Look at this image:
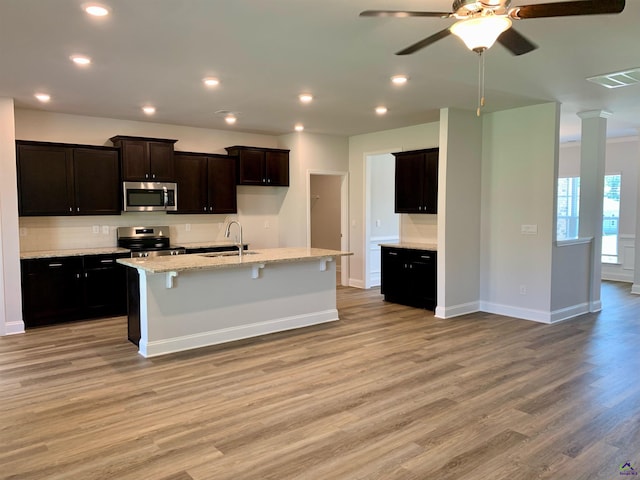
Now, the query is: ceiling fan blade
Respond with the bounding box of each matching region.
[359,10,451,18]
[510,0,625,19]
[396,28,452,55]
[497,28,538,55]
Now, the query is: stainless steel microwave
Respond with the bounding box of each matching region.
[123,181,177,212]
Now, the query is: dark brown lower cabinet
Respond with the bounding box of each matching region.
[21,253,129,327]
[381,247,437,310]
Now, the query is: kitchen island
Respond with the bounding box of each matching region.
[118,248,352,357]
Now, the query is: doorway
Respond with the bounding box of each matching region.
[308,171,348,286]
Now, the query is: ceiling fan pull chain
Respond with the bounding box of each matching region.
[477,50,486,116]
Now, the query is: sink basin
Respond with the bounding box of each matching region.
[198,250,259,258]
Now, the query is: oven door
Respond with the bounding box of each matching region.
[123,182,177,212]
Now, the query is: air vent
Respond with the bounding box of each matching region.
[587,68,640,89]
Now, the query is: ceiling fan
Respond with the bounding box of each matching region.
[360,0,626,56]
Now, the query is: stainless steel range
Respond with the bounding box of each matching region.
[117,226,186,258]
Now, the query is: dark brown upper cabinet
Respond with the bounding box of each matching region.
[172,152,237,214]
[225,146,290,186]
[110,135,177,182]
[16,141,121,216]
[393,148,439,214]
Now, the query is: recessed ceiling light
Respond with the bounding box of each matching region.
[70,55,91,66]
[34,93,51,102]
[142,106,156,115]
[225,114,237,125]
[299,93,313,103]
[83,3,110,16]
[375,106,388,115]
[391,75,408,85]
[294,124,304,132]
[203,77,220,87]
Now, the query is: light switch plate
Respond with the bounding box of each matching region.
[92,225,100,234]
[102,225,110,235]
[521,224,538,235]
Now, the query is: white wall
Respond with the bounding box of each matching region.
[348,122,440,287]
[480,103,560,322]
[0,98,23,334]
[436,108,483,318]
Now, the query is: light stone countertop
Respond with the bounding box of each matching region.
[181,241,248,249]
[379,242,438,251]
[117,247,353,274]
[20,247,131,260]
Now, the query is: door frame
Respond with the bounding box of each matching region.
[307,170,349,287]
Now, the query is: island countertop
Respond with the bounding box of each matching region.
[117,247,352,274]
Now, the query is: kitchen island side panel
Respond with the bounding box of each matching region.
[136,259,338,357]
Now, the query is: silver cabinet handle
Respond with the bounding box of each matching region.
[421,255,431,259]
[388,252,398,256]
[48,263,63,268]
[100,259,114,264]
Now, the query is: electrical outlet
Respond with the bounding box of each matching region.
[102,225,110,235]
[375,219,381,227]
[19,227,27,237]
[264,220,270,229]
[92,225,100,234]
[519,285,527,295]
[185,223,191,232]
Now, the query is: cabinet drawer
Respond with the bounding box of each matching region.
[83,254,128,269]
[21,257,83,274]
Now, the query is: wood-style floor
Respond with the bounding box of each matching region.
[1,282,639,480]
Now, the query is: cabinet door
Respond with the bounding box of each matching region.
[83,255,128,317]
[237,149,265,185]
[408,251,437,310]
[17,143,74,216]
[119,140,149,181]
[265,150,289,186]
[423,150,439,214]
[148,141,175,181]
[394,152,425,214]
[208,156,237,213]
[173,153,208,213]
[73,148,121,215]
[381,247,406,296]
[21,257,84,327]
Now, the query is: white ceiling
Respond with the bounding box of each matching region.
[1,0,638,141]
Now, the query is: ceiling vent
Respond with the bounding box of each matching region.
[587,68,640,89]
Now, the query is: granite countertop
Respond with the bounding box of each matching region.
[379,242,438,251]
[118,247,353,274]
[181,241,248,249]
[20,247,131,260]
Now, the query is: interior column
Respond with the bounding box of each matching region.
[0,98,24,335]
[577,110,610,312]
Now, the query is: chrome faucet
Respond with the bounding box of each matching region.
[224,220,243,257]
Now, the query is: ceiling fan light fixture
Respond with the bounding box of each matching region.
[450,15,512,52]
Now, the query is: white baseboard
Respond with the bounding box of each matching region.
[601,271,633,283]
[3,320,25,335]
[435,301,479,319]
[479,301,552,324]
[140,309,339,358]
[349,278,366,289]
[550,303,590,323]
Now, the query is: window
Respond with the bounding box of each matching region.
[602,174,621,263]
[556,174,621,263]
[557,176,580,241]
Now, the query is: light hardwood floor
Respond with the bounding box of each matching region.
[1,282,639,480]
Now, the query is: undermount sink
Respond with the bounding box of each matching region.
[198,250,259,258]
